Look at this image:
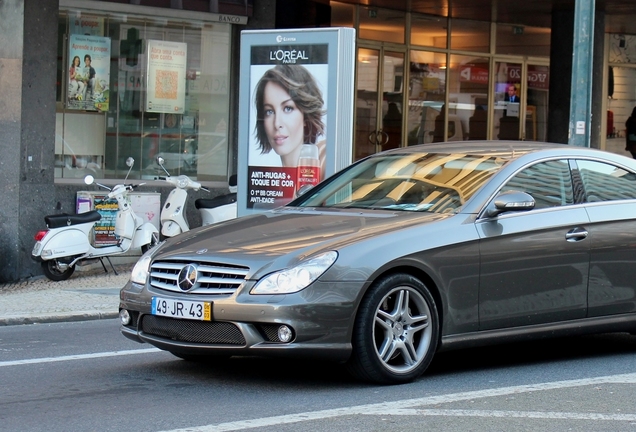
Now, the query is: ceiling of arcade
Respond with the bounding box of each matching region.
[331,0,636,34]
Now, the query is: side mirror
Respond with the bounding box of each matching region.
[157,156,165,166]
[84,175,95,185]
[485,190,535,218]
[126,157,134,168]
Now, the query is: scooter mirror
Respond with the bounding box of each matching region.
[84,175,95,185]
[126,157,135,168]
[157,156,165,166]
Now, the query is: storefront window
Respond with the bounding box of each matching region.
[609,34,636,64]
[492,61,522,140]
[407,50,447,145]
[55,11,231,182]
[496,25,550,57]
[358,6,406,44]
[449,55,490,141]
[607,66,636,140]
[608,36,636,151]
[451,19,490,53]
[331,1,354,28]
[410,14,447,48]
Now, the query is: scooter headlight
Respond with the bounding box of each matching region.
[177,175,189,189]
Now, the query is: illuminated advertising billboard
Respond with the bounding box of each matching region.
[238,28,356,215]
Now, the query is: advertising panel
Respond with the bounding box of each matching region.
[68,34,111,111]
[146,40,187,114]
[238,28,356,216]
[247,45,329,208]
[76,192,160,246]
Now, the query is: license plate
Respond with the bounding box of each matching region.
[151,297,211,321]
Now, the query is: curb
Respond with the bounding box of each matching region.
[0,310,120,326]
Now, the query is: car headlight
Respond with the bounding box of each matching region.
[251,251,338,295]
[130,242,163,285]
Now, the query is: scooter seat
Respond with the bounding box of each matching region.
[195,193,237,210]
[45,211,101,229]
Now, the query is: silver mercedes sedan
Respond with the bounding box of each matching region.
[120,142,636,384]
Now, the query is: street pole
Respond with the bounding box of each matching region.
[569,0,595,147]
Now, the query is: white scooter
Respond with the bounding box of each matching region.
[156,156,208,238]
[32,157,159,281]
[195,173,237,225]
[156,156,237,237]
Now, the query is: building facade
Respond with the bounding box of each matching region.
[2,0,636,282]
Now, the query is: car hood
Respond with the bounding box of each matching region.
[153,207,450,277]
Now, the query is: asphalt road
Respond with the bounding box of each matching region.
[2,319,636,432]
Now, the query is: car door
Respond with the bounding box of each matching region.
[575,159,636,317]
[475,159,590,330]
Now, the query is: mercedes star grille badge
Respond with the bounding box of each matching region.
[177,264,198,291]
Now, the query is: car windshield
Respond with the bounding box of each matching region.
[292,152,508,213]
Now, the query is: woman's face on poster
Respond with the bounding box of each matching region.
[262,81,304,158]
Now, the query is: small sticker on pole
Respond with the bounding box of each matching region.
[576,121,585,135]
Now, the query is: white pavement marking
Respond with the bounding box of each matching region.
[159,372,636,432]
[0,348,161,367]
[375,408,636,421]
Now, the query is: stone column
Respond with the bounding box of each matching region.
[0,0,58,282]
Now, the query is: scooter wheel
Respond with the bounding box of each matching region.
[41,260,75,281]
[141,232,159,254]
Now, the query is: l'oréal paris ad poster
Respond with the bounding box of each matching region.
[247,44,328,209]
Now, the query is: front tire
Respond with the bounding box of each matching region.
[41,260,75,281]
[347,273,439,384]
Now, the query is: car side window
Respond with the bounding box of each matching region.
[502,160,574,209]
[576,160,636,202]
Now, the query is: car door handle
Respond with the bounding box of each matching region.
[565,228,588,242]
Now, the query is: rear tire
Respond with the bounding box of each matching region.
[41,260,75,281]
[347,273,439,384]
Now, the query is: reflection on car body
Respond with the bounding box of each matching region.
[120,141,636,384]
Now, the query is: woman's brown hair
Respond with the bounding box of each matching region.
[253,65,325,153]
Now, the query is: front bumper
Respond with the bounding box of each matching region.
[119,278,362,361]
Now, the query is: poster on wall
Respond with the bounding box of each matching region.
[146,40,187,114]
[238,28,356,215]
[67,34,111,111]
[69,15,104,36]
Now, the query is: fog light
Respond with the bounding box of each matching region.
[277,325,293,343]
[120,309,131,325]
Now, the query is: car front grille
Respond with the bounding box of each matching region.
[141,315,246,345]
[149,259,249,295]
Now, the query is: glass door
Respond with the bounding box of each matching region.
[354,47,405,161]
[491,60,550,141]
[492,60,523,140]
[525,63,549,142]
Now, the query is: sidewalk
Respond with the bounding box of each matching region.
[0,263,133,326]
